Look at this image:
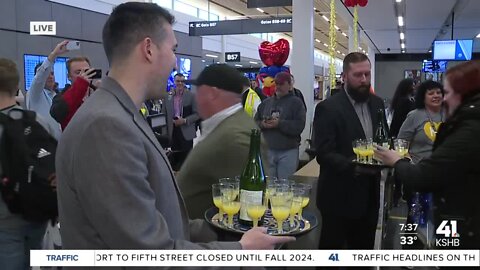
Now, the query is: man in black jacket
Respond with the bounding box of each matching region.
[313,52,385,250]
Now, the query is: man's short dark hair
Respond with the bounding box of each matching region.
[174,73,184,78]
[102,2,175,64]
[415,80,444,109]
[343,52,370,73]
[0,58,20,96]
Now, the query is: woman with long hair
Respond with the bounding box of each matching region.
[375,60,480,249]
[390,78,415,138]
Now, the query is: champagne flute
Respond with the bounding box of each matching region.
[246,193,266,227]
[352,139,361,161]
[297,183,312,221]
[221,184,241,228]
[212,183,226,222]
[219,177,240,201]
[264,176,278,208]
[270,185,292,234]
[365,138,374,164]
[394,139,409,158]
[289,188,304,227]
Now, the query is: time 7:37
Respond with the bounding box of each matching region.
[399,223,418,231]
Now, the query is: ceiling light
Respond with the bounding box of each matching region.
[396,0,402,2]
[400,32,405,40]
[256,8,264,13]
[201,60,205,62]
[476,33,480,38]
[366,53,369,56]
[337,50,341,54]
[401,43,405,49]
[428,49,432,53]
[334,25,340,30]
[342,32,347,37]
[358,47,362,50]
[314,7,317,11]
[235,64,243,67]
[206,54,218,58]
[398,16,404,26]
[249,61,258,64]
[315,39,320,43]
[342,53,345,56]
[322,15,329,22]
[401,50,405,53]
[216,61,220,63]
[323,43,328,47]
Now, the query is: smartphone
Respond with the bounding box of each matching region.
[91,69,102,79]
[66,40,80,51]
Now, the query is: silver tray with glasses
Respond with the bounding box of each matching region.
[204,207,317,236]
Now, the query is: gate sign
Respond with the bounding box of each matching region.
[225,52,241,62]
[189,17,292,36]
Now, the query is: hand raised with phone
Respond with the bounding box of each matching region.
[79,68,97,83]
[48,40,69,62]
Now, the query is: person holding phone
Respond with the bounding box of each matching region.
[50,56,101,130]
[55,2,294,251]
[26,40,69,139]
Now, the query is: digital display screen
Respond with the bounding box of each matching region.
[167,57,191,92]
[422,60,447,73]
[24,54,69,91]
[433,40,473,61]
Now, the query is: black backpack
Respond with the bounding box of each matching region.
[0,108,58,222]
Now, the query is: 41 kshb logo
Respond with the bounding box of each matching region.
[435,220,460,247]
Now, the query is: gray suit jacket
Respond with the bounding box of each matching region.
[169,89,199,141]
[56,77,241,251]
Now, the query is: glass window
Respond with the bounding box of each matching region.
[153,0,172,9]
[198,9,209,20]
[210,13,219,21]
[173,1,198,17]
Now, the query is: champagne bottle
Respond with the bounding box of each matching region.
[374,109,390,148]
[239,129,266,226]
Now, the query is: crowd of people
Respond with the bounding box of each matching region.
[0,2,479,270]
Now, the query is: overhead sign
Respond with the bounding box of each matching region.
[225,52,241,62]
[247,0,292,8]
[189,17,292,36]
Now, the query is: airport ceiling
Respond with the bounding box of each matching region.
[206,0,480,55]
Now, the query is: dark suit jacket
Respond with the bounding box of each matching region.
[313,90,384,219]
[168,89,199,141]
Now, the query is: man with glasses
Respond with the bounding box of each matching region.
[255,72,306,179]
[169,73,199,170]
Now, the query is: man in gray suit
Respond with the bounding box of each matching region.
[56,2,293,251]
[169,73,199,170]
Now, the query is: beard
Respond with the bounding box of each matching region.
[346,83,371,102]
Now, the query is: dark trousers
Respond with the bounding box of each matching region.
[317,212,378,270]
[319,210,378,249]
[171,126,193,171]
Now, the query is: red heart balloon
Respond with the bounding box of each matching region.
[344,0,356,7]
[358,0,368,7]
[258,39,290,67]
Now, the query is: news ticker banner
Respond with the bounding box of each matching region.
[31,250,480,267]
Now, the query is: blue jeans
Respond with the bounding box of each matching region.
[268,148,299,179]
[0,222,47,270]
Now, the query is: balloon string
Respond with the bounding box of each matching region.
[353,5,359,52]
[329,0,337,90]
